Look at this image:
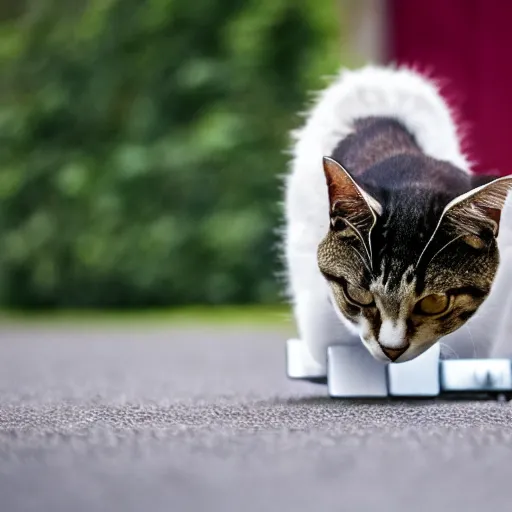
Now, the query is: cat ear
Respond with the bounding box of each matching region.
[437,176,512,238]
[322,156,382,263]
[417,176,512,267]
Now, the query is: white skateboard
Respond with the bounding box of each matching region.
[286,339,512,399]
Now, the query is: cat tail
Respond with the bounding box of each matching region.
[289,65,471,178]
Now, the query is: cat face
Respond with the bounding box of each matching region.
[318,157,512,363]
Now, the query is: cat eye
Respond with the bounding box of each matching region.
[345,282,374,306]
[462,234,486,250]
[415,293,450,316]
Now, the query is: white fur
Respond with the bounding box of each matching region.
[284,65,474,368]
[378,320,407,349]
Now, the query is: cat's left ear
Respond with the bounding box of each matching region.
[438,176,512,238]
[417,176,512,268]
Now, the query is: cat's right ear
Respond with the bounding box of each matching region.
[322,156,382,262]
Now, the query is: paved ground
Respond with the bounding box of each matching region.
[1,323,512,512]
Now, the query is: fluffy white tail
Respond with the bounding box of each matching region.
[291,65,469,176]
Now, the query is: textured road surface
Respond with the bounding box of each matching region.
[1,323,512,512]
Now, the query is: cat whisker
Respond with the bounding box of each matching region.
[439,342,459,360]
[464,323,477,358]
[351,246,371,273]
[419,234,464,270]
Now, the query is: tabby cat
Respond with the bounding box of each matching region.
[284,66,512,365]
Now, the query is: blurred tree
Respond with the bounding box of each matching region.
[0,0,344,308]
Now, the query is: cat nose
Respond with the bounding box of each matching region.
[379,344,409,361]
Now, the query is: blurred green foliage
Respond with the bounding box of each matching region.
[0,0,345,308]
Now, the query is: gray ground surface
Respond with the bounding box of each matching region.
[1,323,512,512]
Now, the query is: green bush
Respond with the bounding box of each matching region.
[0,0,343,308]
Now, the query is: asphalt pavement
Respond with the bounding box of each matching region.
[1,322,512,512]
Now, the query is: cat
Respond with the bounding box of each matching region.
[284,65,512,368]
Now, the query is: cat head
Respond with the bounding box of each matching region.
[317,156,512,363]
